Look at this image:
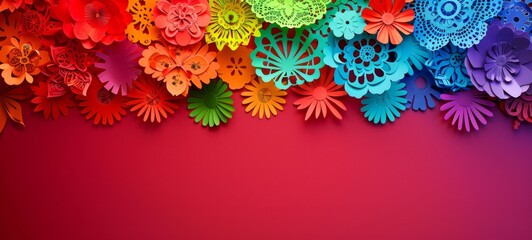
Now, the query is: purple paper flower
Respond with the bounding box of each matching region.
[465,21,532,99]
[440,90,495,132]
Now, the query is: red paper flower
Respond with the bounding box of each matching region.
[77,81,127,125]
[126,75,179,123]
[154,0,210,46]
[362,0,414,45]
[31,81,76,120]
[0,81,31,133]
[54,0,132,49]
[0,0,33,12]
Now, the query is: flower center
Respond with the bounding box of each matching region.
[97,87,114,104]
[223,10,239,23]
[484,42,521,82]
[437,0,461,19]
[205,95,218,109]
[258,88,273,103]
[360,45,376,62]
[382,13,395,25]
[312,87,328,101]
[496,55,507,66]
[449,53,464,67]
[456,93,474,107]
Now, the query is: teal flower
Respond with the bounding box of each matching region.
[330,9,365,40]
[187,80,235,127]
[361,82,407,124]
[310,0,367,37]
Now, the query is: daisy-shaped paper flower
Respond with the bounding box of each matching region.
[440,90,495,132]
[502,91,532,129]
[0,37,49,85]
[330,8,365,40]
[402,68,442,111]
[0,81,30,133]
[499,0,532,33]
[77,81,128,125]
[413,0,502,50]
[31,81,75,120]
[95,40,142,96]
[246,0,330,28]
[126,0,161,46]
[361,81,407,124]
[205,0,262,50]
[241,78,287,119]
[251,25,325,90]
[427,44,471,91]
[154,0,210,46]
[293,67,347,120]
[362,0,414,45]
[0,0,32,13]
[187,79,234,127]
[311,0,366,37]
[216,46,255,90]
[126,75,179,123]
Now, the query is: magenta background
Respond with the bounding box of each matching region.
[1,93,532,240]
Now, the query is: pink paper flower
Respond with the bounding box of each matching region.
[154,0,210,46]
[440,90,495,132]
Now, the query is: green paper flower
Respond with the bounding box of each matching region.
[187,80,235,127]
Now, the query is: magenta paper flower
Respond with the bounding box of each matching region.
[95,40,142,96]
[502,91,532,129]
[440,90,495,132]
[154,0,210,46]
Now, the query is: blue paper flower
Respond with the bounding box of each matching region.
[498,0,532,33]
[311,1,366,37]
[413,0,503,50]
[426,44,471,91]
[330,9,365,40]
[402,68,442,111]
[393,35,431,76]
[361,82,407,124]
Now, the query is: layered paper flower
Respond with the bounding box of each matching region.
[293,67,347,120]
[246,0,330,28]
[330,7,365,40]
[187,79,234,127]
[440,90,495,132]
[465,21,532,99]
[0,37,49,85]
[413,0,502,50]
[502,91,532,129]
[241,79,287,119]
[126,0,161,46]
[402,68,441,111]
[499,0,532,33]
[77,80,128,125]
[251,25,325,90]
[216,46,255,90]
[361,81,407,124]
[0,81,30,133]
[31,81,75,120]
[126,75,179,123]
[362,0,414,45]
[427,44,471,91]
[311,0,366,37]
[154,0,210,46]
[205,0,262,50]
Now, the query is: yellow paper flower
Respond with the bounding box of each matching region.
[206,0,262,50]
[126,0,161,46]
[241,78,286,119]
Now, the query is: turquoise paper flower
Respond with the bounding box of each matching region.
[393,35,431,76]
[330,9,365,40]
[311,0,367,37]
[361,82,407,124]
[426,44,471,91]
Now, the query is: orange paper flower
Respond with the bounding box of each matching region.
[293,68,347,120]
[126,75,179,123]
[126,0,161,46]
[0,81,30,133]
[31,81,76,120]
[362,0,414,45]
[0,37,50,85]
[241,78,286,119]
[0,0,33,12]
[77,81,127,125]
[216,46,255,90]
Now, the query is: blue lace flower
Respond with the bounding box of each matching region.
[413,0,503,50]
[330,9,365,40]
[426,44,471,91]
[361,81,407,124]
[311,1,366,37]
[498,0,532,33]
[402,68,442,111]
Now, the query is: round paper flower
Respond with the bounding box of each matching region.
[31,81,75,120]
[126,75,179,123]
[0,80,30,133]
[499,0,532,33]
[154,0,210,46]
[311,0,366,37]
[427,44,471,91]
[362,0,414,45]
[402,68,442,111]
[251,25,325,90]
[293,67,347,120]
[95,40,142,96]
[361,81,407,124]
[205,0,262,50]
[440,90,495,132]
[330,8,365,40]
[126,0,161,46]
[77,81,128,125]
[188,79,234,127]
[55,0,132,49]
[413,0,502,50]
[241,78,287,119]
[0,37,49,85]
[216,46,255,90]
[465,21,532,99]
[246,0,330,28]
[502,91,532,129]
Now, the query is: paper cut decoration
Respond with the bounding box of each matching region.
[402,68,442,111]
[394,35,431,76]
[361,81,407,124]
[188,79,234,127]
[216,46,255,90]
[241,78,287,119]
[311,0,366,37]
[499,0,532,33]
[0,81,30,133]
[126,75,179,123]
[440,90,495,132]
[502,91,532,129]
[0,0,32,12]
[246,0,330,28]
[426,44,471,91]
[0,12,23,47]
[31,81,75,120]
[77,80,128,125]
[330,6,365,40]
[362,0,414,45]
[126,0,161,46]
[0,37,49,85]
[154,0,210,46]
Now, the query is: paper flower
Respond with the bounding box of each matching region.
[216,46,255,90]
[20,4,63,44]
[426,44,471,91]
[361,81,407,124]
[413,0,502,50]
[293,67,347,120]
[77,81,128,125]
[402,68,442,111]
[0,12,23,47]
[499,0,532,33]
[126,75,179,123]
[0,81,30,133]
[31,81,75,120]
[95,40,142,96]
[246,0,330,28]
[126,0,161,46]
[311,0,366,37]
[393,35,431,76]
[0,0,32,12]
[440,90,495,132]
[55,0,132,49]
[362,0,414,45]
[0,37,49,85]
[205,0,262,50]
[251,25,325,90]
[465,21,532,99]
[187,79,234,127]
[154,0,210,46]
[502,91,532,129]
[139,42,219,96]
[330,8,365,40]
[241,79,287,119]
